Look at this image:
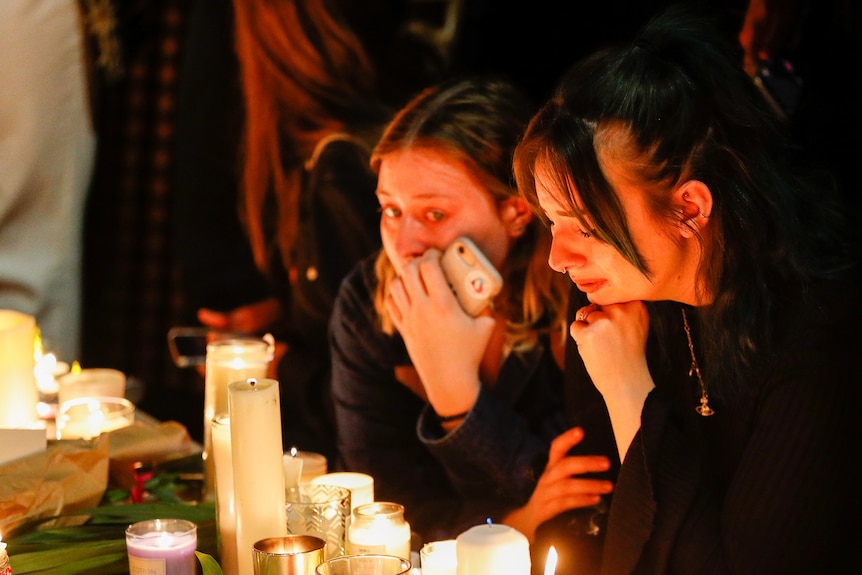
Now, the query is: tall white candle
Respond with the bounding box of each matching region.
[229,378,287,575]
[202,337,272,499]
[0,310,39,428]
[455,522,530,575]
[211,413,238,575]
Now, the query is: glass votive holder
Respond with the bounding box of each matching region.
[57,367,126,406]
[420,539,457,575]
[314,554,412,575]
[311,472,374,511]
[56,396,135,440]
[286,484,351,560]
[125,518,197,575]
[253,535,326,575]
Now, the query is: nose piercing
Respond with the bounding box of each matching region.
[561,267,568,275]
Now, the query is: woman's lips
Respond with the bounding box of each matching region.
[574,279,606,293]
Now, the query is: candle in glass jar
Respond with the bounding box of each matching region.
[202,336,273,499]
[455,522,530,575]
[229,378,287,575]
[125,518,197,575]
[347,502,411,560]
[55,396,135,439]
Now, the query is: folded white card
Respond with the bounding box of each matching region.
[0,428,47,465]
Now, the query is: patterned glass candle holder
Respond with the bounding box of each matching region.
[286,484,351,560]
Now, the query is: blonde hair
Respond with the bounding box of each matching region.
[370,77,569,352]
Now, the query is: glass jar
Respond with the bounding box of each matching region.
[347,502,411,560]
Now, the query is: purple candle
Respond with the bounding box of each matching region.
[126,518,197,575]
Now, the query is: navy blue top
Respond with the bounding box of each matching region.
[329,254,568,543]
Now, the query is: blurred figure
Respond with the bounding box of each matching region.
[330,77,614,547]
[175,0,400,460]
[0,0,105,361]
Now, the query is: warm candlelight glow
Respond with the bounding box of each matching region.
[70,360,81,374]
[544,546,558,575]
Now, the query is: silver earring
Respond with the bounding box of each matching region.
[561,267,568,274]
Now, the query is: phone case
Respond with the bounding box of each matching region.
[440,237,503,317]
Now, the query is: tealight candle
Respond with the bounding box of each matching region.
[126,518,197,575]
[347,502,411,560]
[56,367,126,406]
[229,378,287,575]
[455,522,530,575]
[55,396,135,439]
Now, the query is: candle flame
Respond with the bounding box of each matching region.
[71,360,82,374]
[290,446,298,457]
[544,546,558,575]
[486,517,492,526]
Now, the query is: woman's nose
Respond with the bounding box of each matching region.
[393,219,430,260]
[548,240,587,273]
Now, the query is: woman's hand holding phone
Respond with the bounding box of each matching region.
[386,247,495,416]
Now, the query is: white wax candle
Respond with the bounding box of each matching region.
[126,519,197,575]
[211,413,238,575]
[229,378,287,575]
[56,367,125,405]
[455,522,530,575]
[544,545,558,575]
[311,472,373,511]
[282,447,303,491]
[421,539,458,575]
[0,310,39,428]
[295,450,327,484]
[202,338,272,499]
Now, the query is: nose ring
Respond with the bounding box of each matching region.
[560,266,568,275]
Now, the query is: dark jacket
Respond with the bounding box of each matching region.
[553,272,862,575]
[329,255,567,544]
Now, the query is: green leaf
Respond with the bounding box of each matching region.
[197,550,226,575]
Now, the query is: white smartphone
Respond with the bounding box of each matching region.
[440,237,503,317]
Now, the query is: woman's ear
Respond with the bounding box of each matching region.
[499,197,533,238]
[675,180,713,238]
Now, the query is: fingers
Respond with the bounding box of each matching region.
[575,303,602,324]
[547,427,585,467]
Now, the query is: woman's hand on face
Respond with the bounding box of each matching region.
[386,248,494,414]
[569,300,652,401]
[503,427,614,542]
[570,300,654,460]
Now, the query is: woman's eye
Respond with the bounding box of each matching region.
[380,206,401,218]
[579,229,592,239]
[426,210,445,222]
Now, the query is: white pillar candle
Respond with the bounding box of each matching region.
[202,336,273,499]
[229,377,287,575]
[295,450,328,484]
[311,472,374,511]
[455,522,530,575]
[0,310,39,428]
[346,502,411,560]
[211,412,238,575]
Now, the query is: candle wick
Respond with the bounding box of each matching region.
[248,378,257,388]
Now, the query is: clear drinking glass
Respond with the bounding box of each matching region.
[286,484,352,560]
